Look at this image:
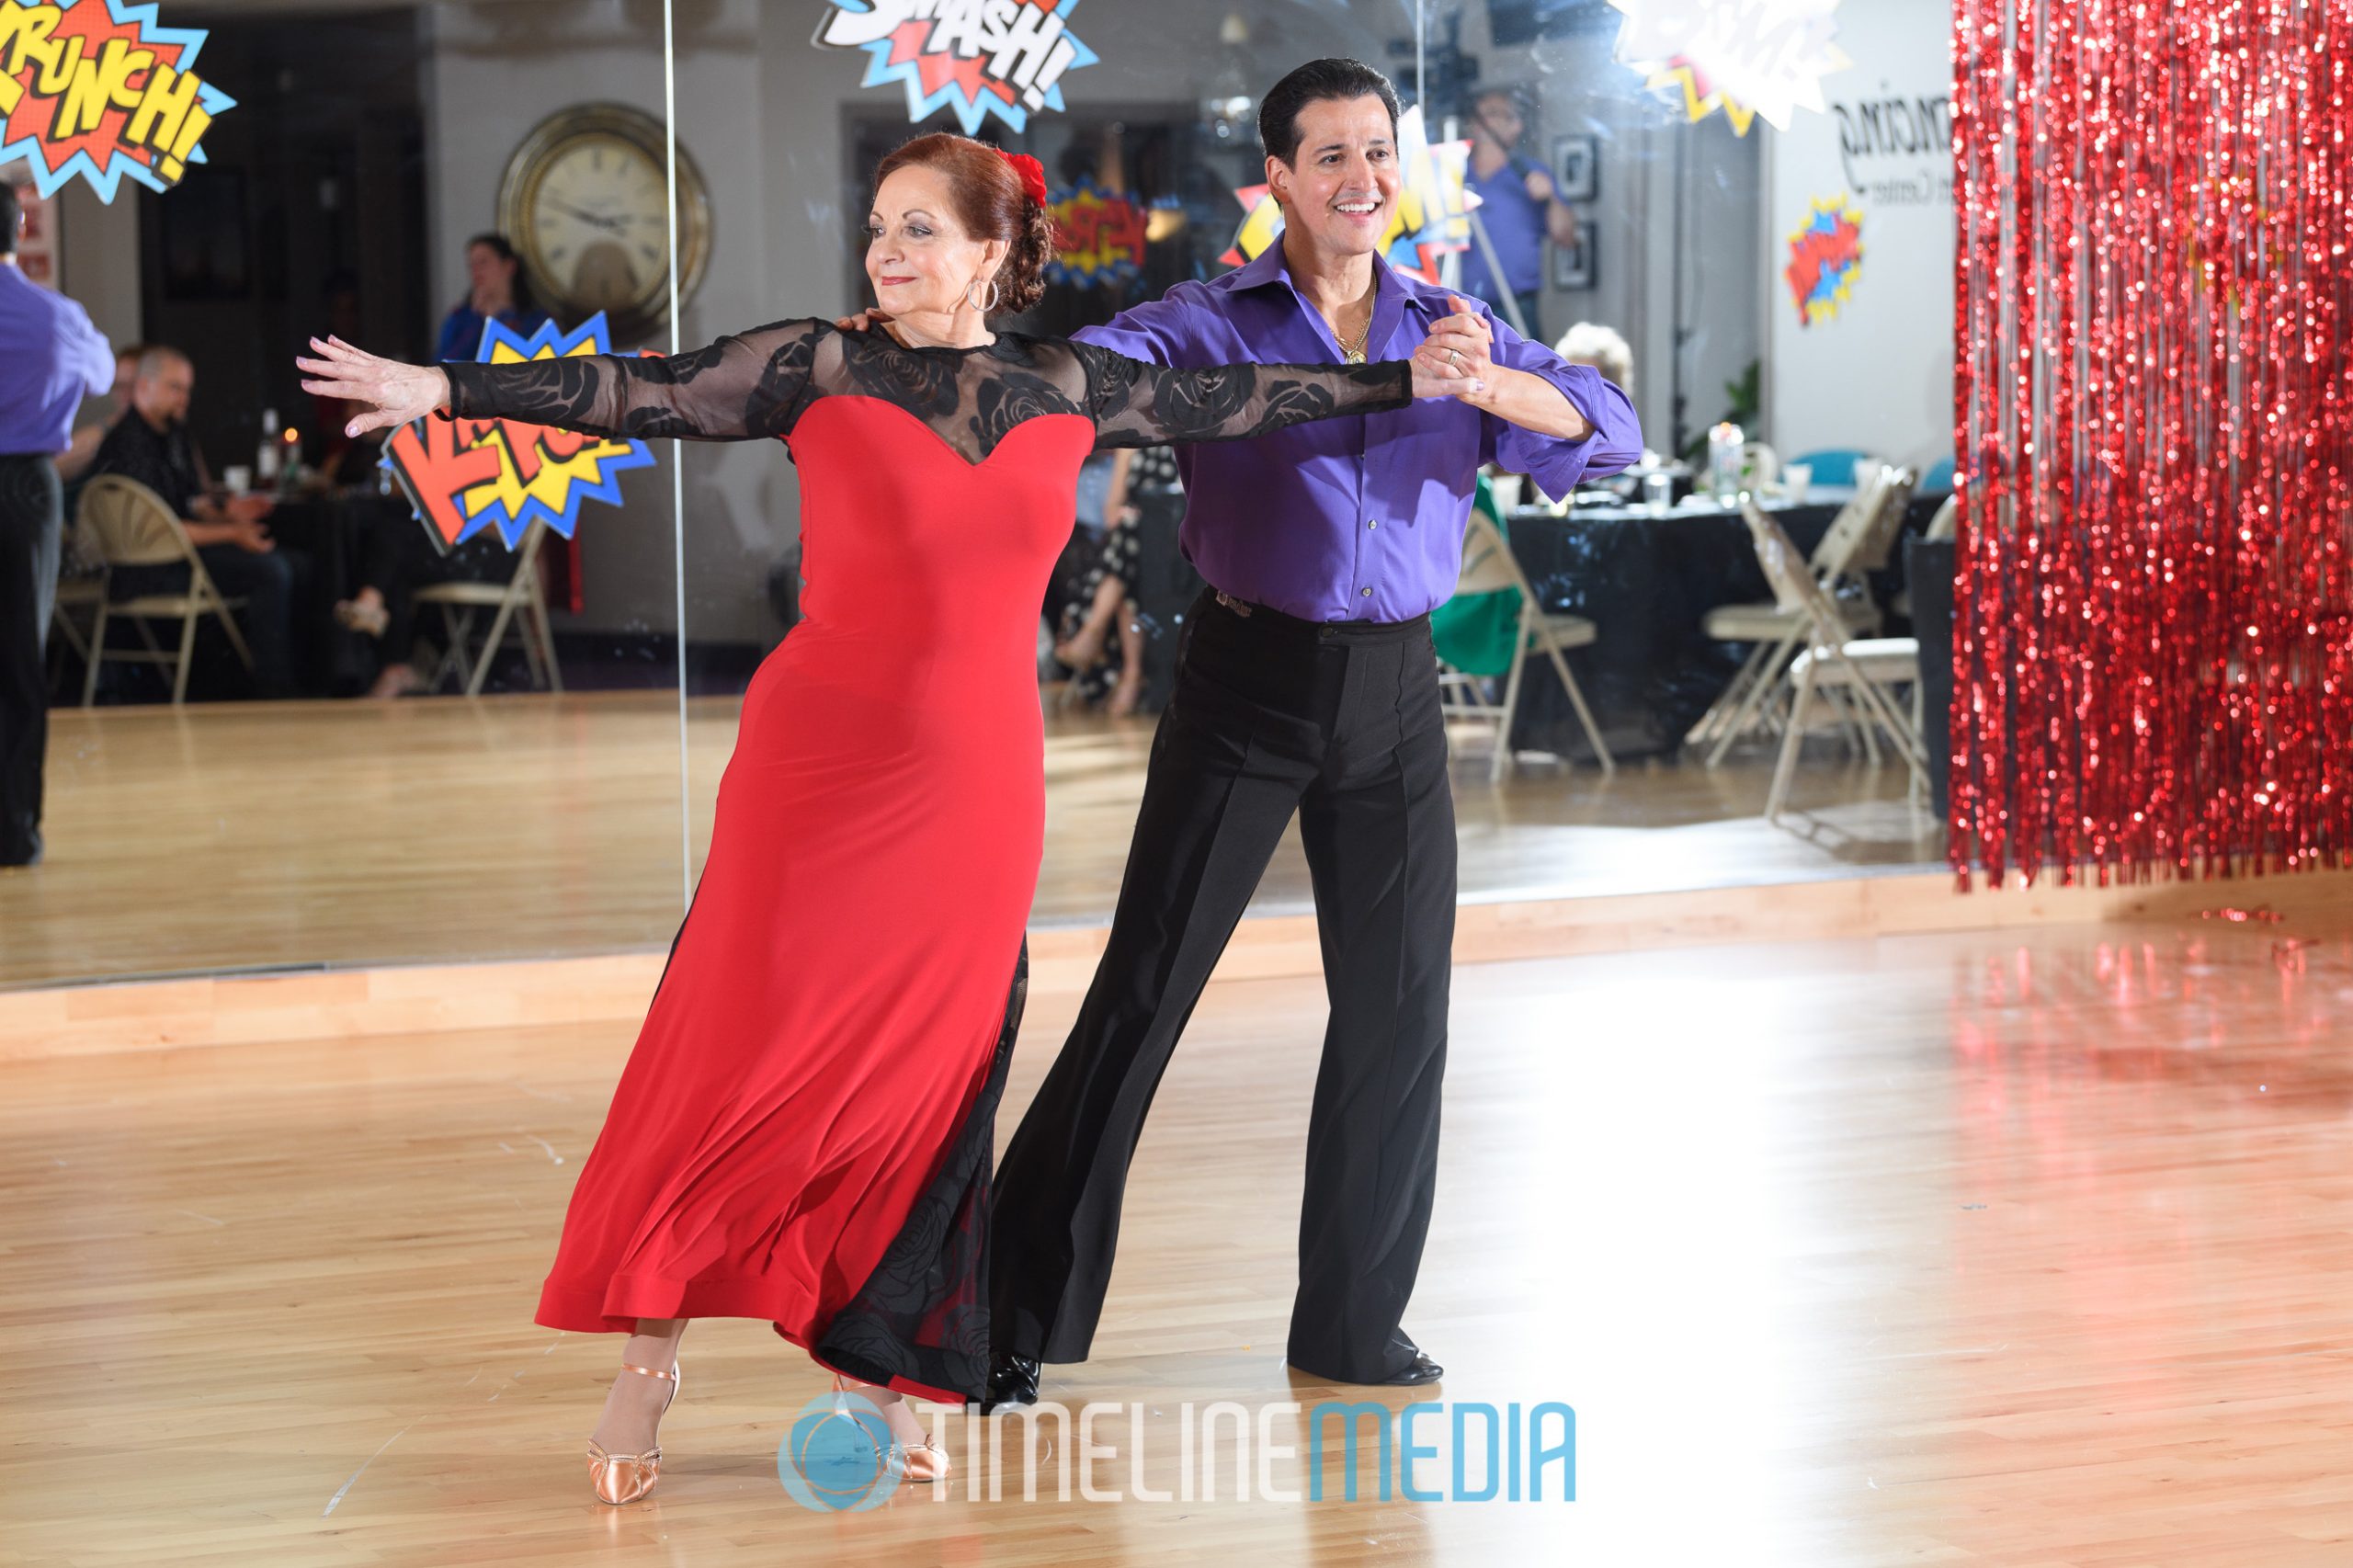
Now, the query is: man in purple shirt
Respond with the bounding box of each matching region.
[0,185,114,867]
[983,60,1641,1404]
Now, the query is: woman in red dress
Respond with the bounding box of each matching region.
[299,132,1475,1505]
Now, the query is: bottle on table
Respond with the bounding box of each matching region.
[257,407,281,486]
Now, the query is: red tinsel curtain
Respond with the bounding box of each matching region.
[1949,0,2353,888]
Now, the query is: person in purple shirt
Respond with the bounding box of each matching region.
[1457,88,1585,340]
[978,59,1642,1405]
[0,184,114,867]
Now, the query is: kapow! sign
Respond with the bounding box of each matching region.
[381,312,656,553]
[0,0,233,201]
[815,0,1097,137]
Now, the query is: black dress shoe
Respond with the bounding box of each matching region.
[1384,1348,1444,1385]
[975,1352,1040,1413]
[1286,1346,1445,1386]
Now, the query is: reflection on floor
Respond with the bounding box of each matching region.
[3,691,1939,989]
[1026,708,1944,921]
[6,916,2346,1562]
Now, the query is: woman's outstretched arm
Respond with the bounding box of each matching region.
[1070,336,1478,450]
[297,319,828,443]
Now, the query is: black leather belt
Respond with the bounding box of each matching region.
[1206,587,1430,642]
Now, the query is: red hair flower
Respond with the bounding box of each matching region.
[997,149,1049,208]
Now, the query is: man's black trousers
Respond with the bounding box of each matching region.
[992,587,1457,1382]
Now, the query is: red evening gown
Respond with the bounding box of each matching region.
[434,319,1411,1402]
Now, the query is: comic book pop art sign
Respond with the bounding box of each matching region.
[1785,195,1862,325]
[380,312,656,553]
[814,0,1097,137]
[1048,178,1151,288]
[0,0,233,200]
[1608,0,1848,138]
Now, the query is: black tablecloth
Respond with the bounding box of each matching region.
[1905,536,1957,822]
[1501,493,1949,763]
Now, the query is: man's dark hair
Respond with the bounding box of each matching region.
[0,185,18,258]
[1258,58,1402,165]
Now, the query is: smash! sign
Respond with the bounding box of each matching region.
[0,0,233,200]
[815,0,1096,137]
[381,312,657,553]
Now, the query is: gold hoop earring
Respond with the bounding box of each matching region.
[965,277,1002,314]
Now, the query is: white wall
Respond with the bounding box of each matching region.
[1759,0,1954,474]
[53,183,142,353]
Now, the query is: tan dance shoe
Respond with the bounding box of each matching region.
[892,1434,951,1484]
[831,1372,951,1485]
[585,1358,682,1506]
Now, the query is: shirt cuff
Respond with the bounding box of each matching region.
[1380,358,1415,409]
[1496,362,1631,494]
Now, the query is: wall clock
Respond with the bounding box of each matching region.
[495,102,711,346]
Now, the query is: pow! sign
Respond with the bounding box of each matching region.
[0,0,234,201]
[381,312,657,554]
[1785,196,1863,326]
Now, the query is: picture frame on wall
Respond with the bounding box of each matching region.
[1552,133,1599,203]
[1552,220,1598,291]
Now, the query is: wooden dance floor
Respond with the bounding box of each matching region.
[6,915,2351,1562]
[2,690,1938,989]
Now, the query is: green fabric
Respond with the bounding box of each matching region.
[1429,473,1525,677]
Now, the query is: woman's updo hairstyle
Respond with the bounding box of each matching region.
[873,132,1055,317]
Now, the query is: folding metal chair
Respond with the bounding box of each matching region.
[1435,508,1615,779]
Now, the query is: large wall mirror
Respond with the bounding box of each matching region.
[669,0,1954,932]
[6,0,1955,994]
[6,1,701,990]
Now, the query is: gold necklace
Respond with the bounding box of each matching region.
[1333,282,1378,362]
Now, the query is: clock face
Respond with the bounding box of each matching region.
[499,105,710,345]
[529,134,670,315]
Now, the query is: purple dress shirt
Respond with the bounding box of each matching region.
[1072,244,1642,623]
[0,262,113,458]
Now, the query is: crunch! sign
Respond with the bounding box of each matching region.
[0,0,233,201]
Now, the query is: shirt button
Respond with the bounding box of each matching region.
[1361,587,1373,597]
[1367,519,1379,529]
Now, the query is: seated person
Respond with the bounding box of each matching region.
[436,233,550,363]
[1553,321,1633,397]
[89,347,312,699]
[1053,445,1161,717]
[54,341,142,485]
[333,517,512,699]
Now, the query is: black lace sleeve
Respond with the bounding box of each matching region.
[438,318,826,441]
[1069,341,1413,451]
